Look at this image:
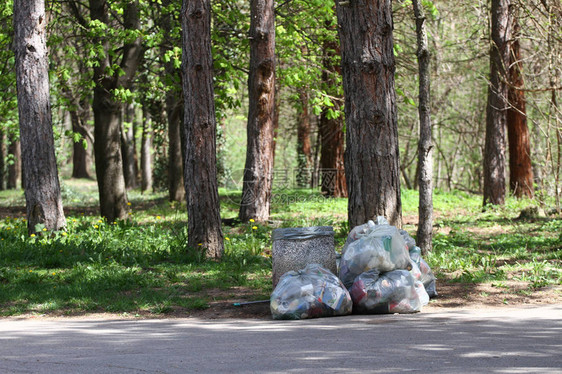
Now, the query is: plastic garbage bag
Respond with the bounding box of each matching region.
[409,247,438,298]
[342,220,376,255]
[342,217,391,255]
[399,229,416,251]
[349,269,423,314]
[339,222,411,289]
[409,260,430,306]
[270,263,353,320]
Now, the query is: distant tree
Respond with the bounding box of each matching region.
[412,0,434,254]
[507,9,533,199]
[181,0,224,257]
[296,89,313,188]
[483,0,511,207]
[319,22,347,198]
[0,129,5,190]
[140,105,153,193]
[239,0,276,223]
[14,0,66,233]
[71,0,145,221]
[0,1,17,191]
[70,97,93,179]
[336,0,402,228]
[7,136,20,189]
[122,102,139,190]
[159,0,185,203]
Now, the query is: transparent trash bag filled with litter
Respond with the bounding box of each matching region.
[409,260,430,306]
[399,230,417,251]
[349,269,425,314]
[342,217,389,254]
[339,219,411,289]
[270,263,353,320]
[409,246,438,298]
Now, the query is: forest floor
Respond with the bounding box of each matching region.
[1,181,561,320]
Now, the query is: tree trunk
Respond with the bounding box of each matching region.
[14,0,66,234]
[412,0,434,254]
[181,0,224,258]
[483,0,511,207]
[296,89,312,188]
[336,0,402,228]
[7,136,20,189]
[93,95,129,220]
[319,110,347,198]
[0,128,5,190]
[239,0,276,223]
[167,91,185,202]
[141,106,153,193]
[506,14,533,199]
[70,103,92,179]
[319,33,347,198]
[159,0,185,203]
[121,102,139,190]
[89,0,143,221]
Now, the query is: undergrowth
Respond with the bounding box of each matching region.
[0,181,560,316]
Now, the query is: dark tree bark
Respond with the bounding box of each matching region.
[7,136,20,189]
[167,92,185,202]
[336,0,402,228]
[483,0,511,207]
[89,0,144,221]
[0,128,5,190]
[296,89,312,188]
[412,0,434,254]
[181,0,224,258]
[160,0,185,203]
[319,34,347,198]
[239,0,276,223]
[507,13,533,199]
[121,102,139,190]
[14,0,66,233]
[140,106,153,193]
[70,100,93,179]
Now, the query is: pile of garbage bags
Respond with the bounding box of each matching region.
[270,263,353,320]
[339,218,412,288]
[270,217,437,320]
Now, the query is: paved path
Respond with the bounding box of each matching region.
[1,305,561,373]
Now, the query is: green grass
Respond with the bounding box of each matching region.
[0,182,561,317]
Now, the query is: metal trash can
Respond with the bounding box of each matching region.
[272,226,336,287]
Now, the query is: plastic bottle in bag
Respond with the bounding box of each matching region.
[339,221,411,289]
[409,246,438,298]
[270,263,353,320]
[350,270,423,314]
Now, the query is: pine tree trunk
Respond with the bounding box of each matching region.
[507,15,533,199]
[181,0,224,258]
[412,0,434,254]
[483,0,511,207]
[296,89,312,188]
[336,0,402,228]
[14,0,66,234]
[320,35,347,198]
[7,137,21,189]
[121,102,139,190]
[239,0,276,223]
[141,106,153,193]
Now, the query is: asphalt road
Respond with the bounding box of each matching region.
[1,304,561,373]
